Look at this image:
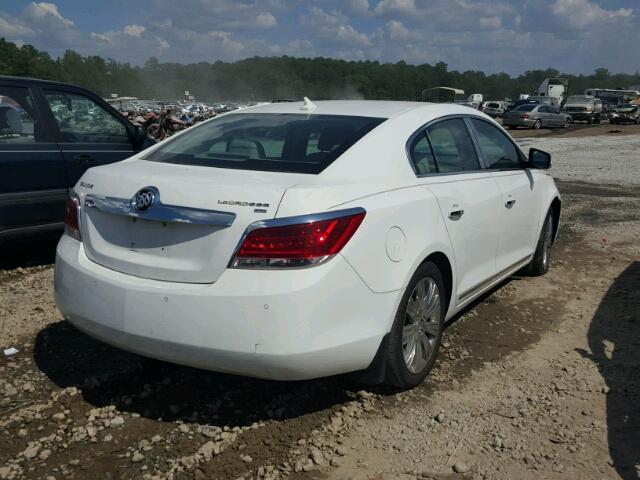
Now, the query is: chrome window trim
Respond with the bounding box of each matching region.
[405,114,484,177]
[84,187,236,227]
[457,254,532,304]
[405,113,527,178]
[465,116,528,169]
[228,206,366,269]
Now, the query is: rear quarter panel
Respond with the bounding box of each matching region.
[337,185,455,300]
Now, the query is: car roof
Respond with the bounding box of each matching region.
[231,100,449,119]
[0,75,83,89]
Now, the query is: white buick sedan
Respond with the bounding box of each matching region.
[55,100,560,388]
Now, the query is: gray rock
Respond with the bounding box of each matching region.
[132,452,145,463]
[310,449,325,465]
[51,412,66,422]
[111,416,125,427]
[39,449,52,461]
[453,462,469,473]
[23,444,41,460]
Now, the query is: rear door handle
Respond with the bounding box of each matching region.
[448,209,464,220]
[74,154,94,164]
[505,199,516,208]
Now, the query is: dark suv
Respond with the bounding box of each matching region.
[0,76,149,239]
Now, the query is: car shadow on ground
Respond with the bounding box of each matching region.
[0,230,61,270]
[30,270,530,431]
[577,261,640,480]
[33,320,356,428]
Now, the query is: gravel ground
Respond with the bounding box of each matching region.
[517,134,640,186]
[0,131,639,480]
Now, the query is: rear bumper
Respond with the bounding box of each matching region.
[54,236,400,380]
[502,118,535,127]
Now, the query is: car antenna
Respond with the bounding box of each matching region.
[301,96,317,111]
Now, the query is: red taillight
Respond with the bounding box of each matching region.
[232,210,365,268]
[520,113,530,119]
[64,193,81,241]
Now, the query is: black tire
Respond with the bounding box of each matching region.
[533,119,541,130]
[384,262,445,389]
[563,118,571,128]
[525,211,554,276]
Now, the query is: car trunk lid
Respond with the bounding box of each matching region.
[79,160,307,283]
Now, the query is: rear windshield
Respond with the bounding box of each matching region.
[514,105,536,112]
[487,103,499,108]
[143,113,385,174]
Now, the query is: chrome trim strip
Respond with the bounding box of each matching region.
[228,207,366,269]
[457,254,532,304]
[405,113,528,178]
[84,188,236,227]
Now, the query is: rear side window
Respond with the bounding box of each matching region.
[0,86,41,144]
[43,90,130,144]
[409,133,437,175]
[470,119,522,169]
[144,113,385,174]
[426,119,480,173]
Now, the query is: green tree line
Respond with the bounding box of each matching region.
[2,38,639,103]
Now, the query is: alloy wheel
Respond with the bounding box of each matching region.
[402,277,441,374]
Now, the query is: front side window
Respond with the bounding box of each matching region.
[43,90,130,143]
[0,87,41,144]
[470,119,522,169]
[426,118,480,173]
[144,113,385,174]
[409,133,437,175]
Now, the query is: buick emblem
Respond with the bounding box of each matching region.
[132,188,156,212]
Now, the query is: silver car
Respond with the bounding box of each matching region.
[483,101,507,118]
[503,104,572,129]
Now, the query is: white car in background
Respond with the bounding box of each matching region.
[55,100,561,389]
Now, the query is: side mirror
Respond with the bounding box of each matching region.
[528,148,551,169]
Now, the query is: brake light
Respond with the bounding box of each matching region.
[231,210,366,268]
[64,192,81,241]
[520,113,530,119]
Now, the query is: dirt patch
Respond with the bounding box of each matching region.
[1,180,639,480]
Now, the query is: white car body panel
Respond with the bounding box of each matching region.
[423,172,502,302]
[492,170,541,272]
[55,100,561,381]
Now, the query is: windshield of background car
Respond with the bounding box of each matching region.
[514,105,536,112]
[143,113,386,174]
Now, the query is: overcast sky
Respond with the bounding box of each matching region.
[1,0,639,75]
